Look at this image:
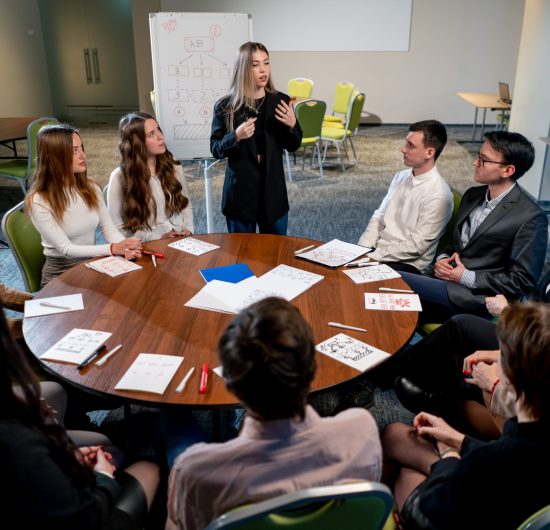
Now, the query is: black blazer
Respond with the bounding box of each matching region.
[210,91,302,225]
[440,184,548,312]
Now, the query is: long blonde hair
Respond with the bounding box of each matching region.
[25,124,99,220]
[117,112,188,233]
[223,42,275,131]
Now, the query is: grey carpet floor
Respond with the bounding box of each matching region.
[0,124,545,436]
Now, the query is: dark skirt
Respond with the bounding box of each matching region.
[40,255,86,288]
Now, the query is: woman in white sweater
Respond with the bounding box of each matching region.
[108,112,193,242]
[25,124,142,287]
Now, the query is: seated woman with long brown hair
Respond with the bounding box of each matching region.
[107,112,193,241]
[0,296,159,529]
[25,124,142,287]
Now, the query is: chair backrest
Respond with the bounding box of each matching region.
[332,81,355,115]
[26,117,59,178]
[435,190,462,255]
[295,99,327,139]
[345,92,366,135]
[1,201,45,293]
[102,184,109,205]
[517,504,550,530]
[288,78,314,100]
[205,481,394,530]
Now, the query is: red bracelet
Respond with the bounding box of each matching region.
[490,378,500,395]
[109,243,114,256]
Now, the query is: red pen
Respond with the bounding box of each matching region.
[199,363,209,394]
[142,250,165,258]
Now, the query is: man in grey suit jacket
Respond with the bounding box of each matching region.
[401,131,548,319]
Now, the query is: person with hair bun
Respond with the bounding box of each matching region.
[108,112,193,241]
[26,124,142,287]
[167,297,381,530]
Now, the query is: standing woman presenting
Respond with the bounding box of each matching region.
[108,112,194,241]
[210,41,302,234]
[25,125,142,287]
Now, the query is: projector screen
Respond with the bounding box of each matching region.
[161,0,412,52]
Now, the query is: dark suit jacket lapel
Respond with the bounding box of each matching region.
[465,184,521,248]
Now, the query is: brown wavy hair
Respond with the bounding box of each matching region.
[0,296,93,487]
[25,124,99,220]
[222,42,275,132]
[117,112,188,233]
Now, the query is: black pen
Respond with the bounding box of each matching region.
[77,344,107,371]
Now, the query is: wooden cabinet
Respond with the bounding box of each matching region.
[39,0,138,123]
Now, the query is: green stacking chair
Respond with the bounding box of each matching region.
[323,81,355,127]
[321,92,365,172]
[288,78,314,100]
[517,504,550,530]
[0,117,58,194]
[285,99,327,181]
[420,190,462,335]
[205,481,395,530]
[1,201,45,293]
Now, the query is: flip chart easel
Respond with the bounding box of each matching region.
[149,13,253,232]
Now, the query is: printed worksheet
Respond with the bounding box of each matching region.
[343,264,401,284]
[85,256,142,277]
[315,333,390,372]
[40,328,112,364]
[364,293,422,311]
[262,264,324,288]
[296,239,368,268]
[168,237,219,255]
[115,353,183,394]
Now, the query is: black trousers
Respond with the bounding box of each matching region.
[372,314,498,395]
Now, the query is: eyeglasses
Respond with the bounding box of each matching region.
[476,153,509,167]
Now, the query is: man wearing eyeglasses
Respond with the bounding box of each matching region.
[400,130,548,320]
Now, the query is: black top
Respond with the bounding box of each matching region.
[210,91,302,225]
[417,417,550,529]
[1,420,137,530]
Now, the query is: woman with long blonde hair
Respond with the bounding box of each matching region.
[25,124,141,287]
[210,41,302,234]
[108,112,193,241]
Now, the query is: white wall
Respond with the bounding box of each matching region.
[509,0,550,199]
[0,0,52,116]
[158,0,524,124]
[0,0,526,125]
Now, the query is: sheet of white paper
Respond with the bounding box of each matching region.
[343,264,401,284]
[114,353,183,394]
[85,256,142,277]
[25,294,84,317]
[364,292,422,311]
[261,264,324,289]
[213,366,224,379]
[40,328,112,364]
[168,237,220,255]
[184,279,238,313]
[297,239,368,267]
[316,333,391,372]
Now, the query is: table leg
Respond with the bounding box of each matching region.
[472,107,479,140]
[480,108,487,139]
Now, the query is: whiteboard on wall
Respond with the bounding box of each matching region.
[149,12,252,159]
[161,0,412,52]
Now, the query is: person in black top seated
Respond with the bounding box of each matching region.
[382,301,550,530]
[391,267,550,439]
[0,295,160,530]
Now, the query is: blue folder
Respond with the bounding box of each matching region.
[199,263,255,284]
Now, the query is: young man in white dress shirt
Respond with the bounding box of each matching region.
[358,120,453,274]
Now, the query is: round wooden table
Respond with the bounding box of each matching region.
[24,234,418,407]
